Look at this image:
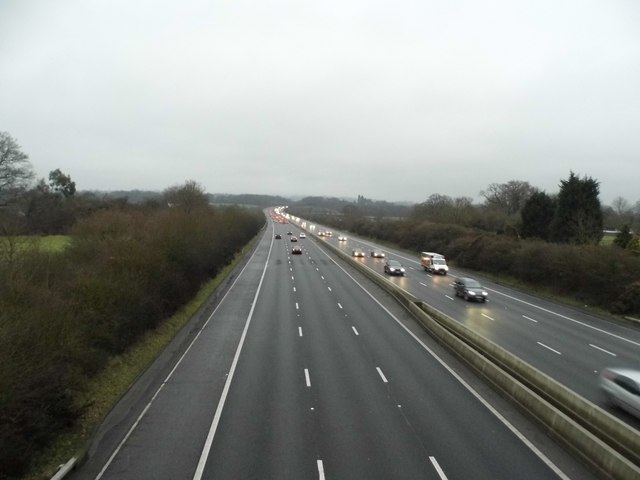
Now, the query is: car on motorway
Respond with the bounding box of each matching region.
[275,234,282,239]
[287,231,293,235]
[325,231,333,237]
[351,249,365,257]
[370,250,385,258]
[338,236,347,241]
[291,246,303,255]
[299,233,306,239]
[384,259,405,276]
[318,231,326,236]
[453,277,488,302]
[290,236,298,242]
[599,368,640,419]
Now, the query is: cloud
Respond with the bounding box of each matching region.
[1,0,639,204]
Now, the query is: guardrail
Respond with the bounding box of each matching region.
[314,232,640,480]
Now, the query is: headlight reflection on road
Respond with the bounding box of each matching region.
[460,307,498,341]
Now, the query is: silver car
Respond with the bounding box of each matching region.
[599,367,640,419]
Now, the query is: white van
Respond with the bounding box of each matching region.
[420,252,449,275]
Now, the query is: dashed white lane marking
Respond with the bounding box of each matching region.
[293,287,296,292]
[291,276,295,281]
[445,295,455,301]
[299,327,303,337]
[305,369,311,387]
[537,342,562,355]
[419,282,428,287]
[522,315,538,323]
[376,367,388,383]
[430,457,448,480]
[317,460,325,480]
[328,286,332,292]
[352,326,359,336]
[337,303,343,309]
[312,233,572,480]
[589,344,616,356]
[321,275,325,280]
[296,302,299,310]
[481,313,495,321]
[487,288,640,348]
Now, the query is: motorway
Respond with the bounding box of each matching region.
[69,218,601,480]
[295,217,640,431]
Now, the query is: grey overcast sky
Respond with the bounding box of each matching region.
[1,0,639,205]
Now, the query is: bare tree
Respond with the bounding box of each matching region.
[0,132,34,206]
[611,196,630,216]
[163,180,209,212]
[480,180,536,215]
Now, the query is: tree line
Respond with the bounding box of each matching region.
[0,132,265,478]
[290,173,640,315]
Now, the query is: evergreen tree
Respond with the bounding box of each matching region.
[520,191,555,240]
[550,172,603,244]
[613,225,633,248]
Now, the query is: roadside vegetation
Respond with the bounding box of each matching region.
[292,174,640,317]
[2,130,639,477]
[0,175,263,478]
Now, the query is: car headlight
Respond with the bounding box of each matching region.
[389,268,395,271]
[468,291,476,295]
[400,268,405,272]
[482,291,488,296]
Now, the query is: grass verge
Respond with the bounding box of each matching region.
[0,235,71,253]
[25,237,258,480]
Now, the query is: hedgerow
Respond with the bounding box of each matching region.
[304,214,640,316]
[0,204,263,478]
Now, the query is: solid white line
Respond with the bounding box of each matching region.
[429,457,448,480]
[481,313,495,321]
[537,342,562,355]
[305,368,311,387]
[97,230,272,480]
[487,287,640,347]
[522,315,538,323]
[352,326,359,336]
[337,303,343,309]
[313,245,572,480]
[317,460,325,480]
[589,344,617,356]
[376,367,388,383]
[299,327,303,337]
[192,235,274,480]
[95,385,165,480]
[327,229,640,349]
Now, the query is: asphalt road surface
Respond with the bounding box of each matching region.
[70,220,600,480]
[302,219,640,431]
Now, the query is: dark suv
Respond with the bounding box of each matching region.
[453,277,488,302]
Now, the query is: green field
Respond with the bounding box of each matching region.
[600,233,616,246]
[0,235,71,253]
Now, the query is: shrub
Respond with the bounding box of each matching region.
[0,203,263,477]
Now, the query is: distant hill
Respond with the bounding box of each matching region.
[84,190,162,203]
[208,193,291,207]
[81,191,413,217]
